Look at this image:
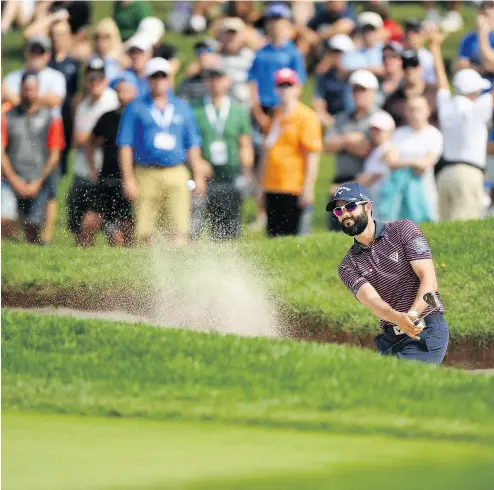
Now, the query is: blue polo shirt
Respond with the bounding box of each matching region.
[247,41,307,107]
[458,31,494,85]
[119,68,150,97]
[116,94,202,167]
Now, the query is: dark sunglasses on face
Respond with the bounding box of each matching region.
[29,45,47,56]
[403,60,420,69]
[149,72,168,80]
[333,201,367,217]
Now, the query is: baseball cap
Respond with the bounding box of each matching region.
[218,17,246,33]
[126,33,153,53]
[404,19,422,32]
[369,111,396,131]
[109,70,138,90]
[358,11,383,29]
[144,57,171,77]
[86,57,105,73]
[274,67,298,86]
[348,69,379,90]
[263,2,292,20]
[401,49,420,68]
[326,183,372,212]
[137,17,165,45]
[327,34,354,52]
[453,68,492,95]
[26,35,52,52]
[383,41,403,55]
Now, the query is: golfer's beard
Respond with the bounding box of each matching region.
[340,213,369,236]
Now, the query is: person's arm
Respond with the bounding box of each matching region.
[23,7,68,38]
[39,116,64,182]
[488,141,494,155]
[355,172,381,188]
[339,262,422,339]
[238,133,254,182]
[344,132,372,158]
[37,93,64,109]
[477,14,494,71]
[318,18,355,41]
[409,259,439,316]
[301,151,320,206]
[428,28,449,91]
[1,81,21,106]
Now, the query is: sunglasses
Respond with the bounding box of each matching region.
[333,201,368,217]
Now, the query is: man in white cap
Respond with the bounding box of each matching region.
[117,58,208,246]
[312,34,354,128]
[429,29,494,221]
[121,32,153,97]
[341,11,384,77]
[324,69,378,231]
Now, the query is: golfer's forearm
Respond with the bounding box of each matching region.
[119,146,135,182]
[367,297,402,325]
[411,278,438,316]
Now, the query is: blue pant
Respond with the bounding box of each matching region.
[374,314,449,365]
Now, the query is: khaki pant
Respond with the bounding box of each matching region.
[135,165,191,241]
[437,164,484,221]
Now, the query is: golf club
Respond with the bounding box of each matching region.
[382,292,440,355]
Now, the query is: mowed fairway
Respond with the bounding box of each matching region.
[3,412,494,490]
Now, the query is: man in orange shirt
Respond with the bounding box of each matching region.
[257,68,322,237]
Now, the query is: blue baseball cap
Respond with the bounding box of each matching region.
[326,182,372,212]
[264,3,292,20]
[109,71,138,91]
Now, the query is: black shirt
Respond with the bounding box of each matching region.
[153,42,178,61]
[48,55,80,99]
[50,1,91,34]
[92,109,121,181]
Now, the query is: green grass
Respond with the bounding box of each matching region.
[3,310,494,443]
[3,219,494,340]
[3,412,494,490]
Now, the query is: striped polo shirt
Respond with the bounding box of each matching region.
[338,219,444,331]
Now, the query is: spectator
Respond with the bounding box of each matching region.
[117,58,208,246]
[324,69,377,231]
[366,1,404,43]
[121,33,153,97]
[429,29,493,222]
[257,68,322,237]
[300,0,355,62]
[376,42,404,107]
[402,20,436,84]
[383,49,438,128]
[191,66,254,240]
[215,17,255,107]
[312,34,355,128]
[1,73,64,244]
[113,0,152,42]
[136,17,181,79]
[424,0,463,34]
[48,18,80,176]
[1,0,38,35]
[2,35,66,109]
[90,18,123,82]
[381,96,443,223]
[341,11,384,77]
[355,110,396,220]
[177,39,221,103]
[24,1,92,60]
[85,72,137,247]
[2,34,66,246]
[457,1,494,85]
[67,59,119,247]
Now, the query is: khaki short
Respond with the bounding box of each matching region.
[437,163,484,221]
[134,165,191,240]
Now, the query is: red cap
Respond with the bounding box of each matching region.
[274,68,298,86]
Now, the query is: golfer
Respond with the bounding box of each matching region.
[327,182,449,365]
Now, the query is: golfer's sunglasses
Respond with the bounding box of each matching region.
[333,201,369,217]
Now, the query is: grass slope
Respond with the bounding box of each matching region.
[3,412,494,490]
[3,219,494,339]
[3,310,494,443]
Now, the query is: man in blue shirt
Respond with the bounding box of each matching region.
[117,57,208,246]
[248,3,307,131]
[457,0,494,86]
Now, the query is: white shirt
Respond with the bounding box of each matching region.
[74,88,119,178]
[437,89,493,169]
[418,48,437,85]
[391,124,443,220]
[221,48,255,107]
[4,66,67,105]
[363,142,392,206]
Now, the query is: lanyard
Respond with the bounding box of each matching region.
[204,96,231,138]
[265,117,281,149]
[151,103,174,131]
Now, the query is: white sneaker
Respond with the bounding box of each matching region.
[441,11,464,33]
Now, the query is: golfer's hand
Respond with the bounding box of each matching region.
[395,312,423,340]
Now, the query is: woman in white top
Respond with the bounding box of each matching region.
[381,96,443,222]
[429,27,493,221]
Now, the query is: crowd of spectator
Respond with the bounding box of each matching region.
[1,1,494,247]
